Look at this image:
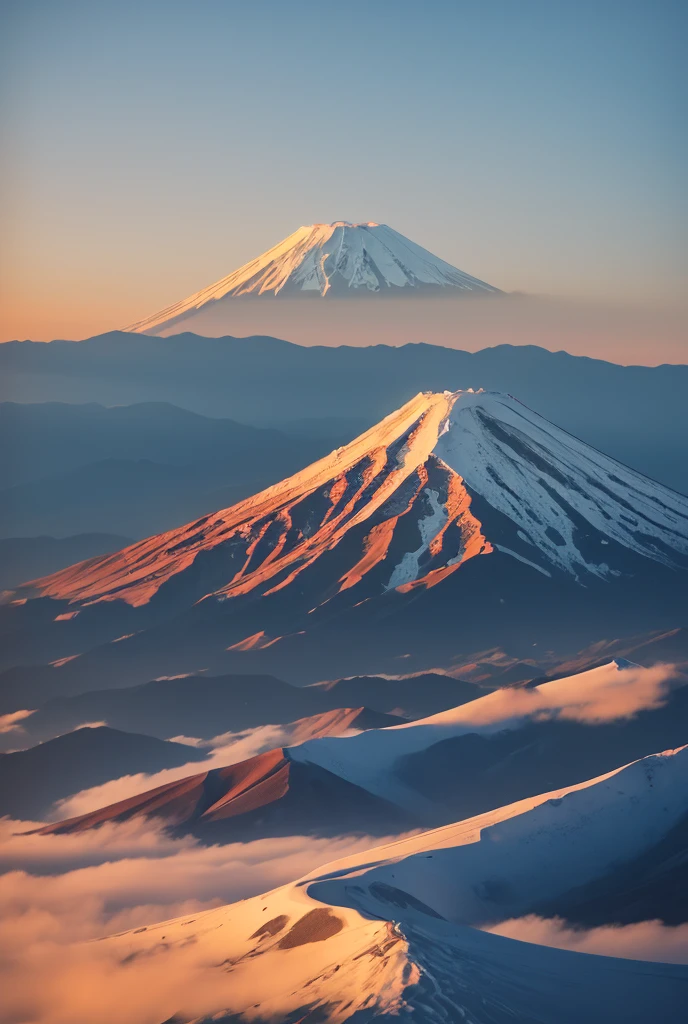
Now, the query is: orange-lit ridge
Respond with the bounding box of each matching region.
[20,391,491,608]
[18,386,688,611]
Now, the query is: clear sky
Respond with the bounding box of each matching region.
[1,0,686,343]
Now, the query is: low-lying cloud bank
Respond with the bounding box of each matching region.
[0,818,402,910]
[0,816,413,1023]
[456,662,679,728]
[486,915,688,964]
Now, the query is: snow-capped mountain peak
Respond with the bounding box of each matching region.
[20,388,688,615]
[123,222,500,333]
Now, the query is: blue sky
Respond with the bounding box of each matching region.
[1,0,686,339]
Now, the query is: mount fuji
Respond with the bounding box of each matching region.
[123,222,500,335]
[6,388,688,689]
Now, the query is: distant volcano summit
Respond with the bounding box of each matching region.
[123,222,500,335]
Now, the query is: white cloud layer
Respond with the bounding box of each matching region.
[0,816,414,1023]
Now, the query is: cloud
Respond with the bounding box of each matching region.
[0,708,34,736]
[0,818,399,907]
[170,722,295,756]
[0,912,249,1024]
[0,816,193,874]
[486,915,688,964]
[454,662,680,728]
[0,816,413,1023]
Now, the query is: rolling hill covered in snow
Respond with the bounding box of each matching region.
[35,659,688,845]
[76,746,688,1022]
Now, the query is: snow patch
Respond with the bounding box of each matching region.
[387,488,447,589]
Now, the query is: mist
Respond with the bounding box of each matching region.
[152,293,688,367]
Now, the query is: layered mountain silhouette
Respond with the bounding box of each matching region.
[0,533,132,590]
[0,670,474,750]
[35,661,688,846]
[0,401,331,540]
[2,336,686,493]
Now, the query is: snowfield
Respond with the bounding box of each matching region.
[435,389,688,578]
[287,659,680,810]
[97,747,688,1022]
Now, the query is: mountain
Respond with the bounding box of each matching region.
[0,670,468,749]
[542,625,688,680]
[85,747,688,1022]
[36,745,414,840]
[2,335,686,493]
[0,533,131,590]
[307,672,487,720]
[290,660,688,825]
[297,745,688,930]
[123,222,500,335]
[36,660,688,843]
[0,400,329,490]
[0,725,208,820]
[7,388,687,688]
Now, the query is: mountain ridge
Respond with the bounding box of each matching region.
[123,222,500,334]
[3,388,687,689]
[3,336,686,493]
[18,388,688,609]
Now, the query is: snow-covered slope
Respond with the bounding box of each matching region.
[287,659,680,811]
[303,745,688,925]
[21,389,688,610]
[39,658,687,842]
[123,222,500,333]
[96,747,688,1022]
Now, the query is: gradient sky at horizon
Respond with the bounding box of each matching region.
[1,0,686,343]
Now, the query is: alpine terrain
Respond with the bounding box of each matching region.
[6,388,688,690]
[78,746,688,1021]
[123,221,500,335]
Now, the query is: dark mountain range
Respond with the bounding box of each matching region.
[0,457,294,539]
[0,400,332,490]
[1,335,686,492]
[0,670,474,748]
[543,625,688,680]
[0,402,334,540]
